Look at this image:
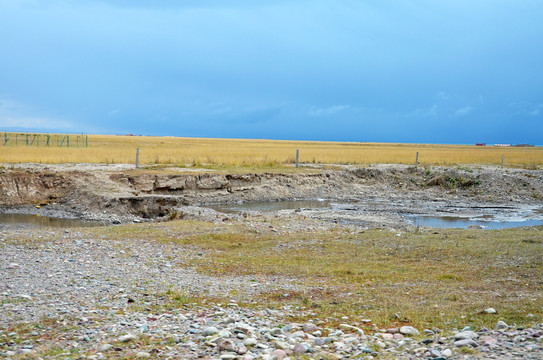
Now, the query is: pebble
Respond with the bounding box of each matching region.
[496,320,509,330]
[339,323,364,335]
[399,326,420,336]
[203,326,219,336]
[293,343,308,354]
[454,339,479,348]
[119,334,136,342]
[271,349,287,359]
[484,307,497,314]
[454,330,478,340]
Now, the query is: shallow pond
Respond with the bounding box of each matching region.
[406,215,543,230]
[0,213,105,230]
[209,199,331,213]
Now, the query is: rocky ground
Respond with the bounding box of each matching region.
[1,163,543,358]
[1,225,542,359]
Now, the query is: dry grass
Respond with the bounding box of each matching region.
[1,133,542,168]
[87,219,543,330]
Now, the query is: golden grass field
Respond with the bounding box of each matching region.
[1,132,542,168]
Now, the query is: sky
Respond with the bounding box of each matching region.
[1,0,542,144]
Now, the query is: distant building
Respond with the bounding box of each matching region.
[513,144,535,147]
[494,144,511,147]
[475,143,486,146]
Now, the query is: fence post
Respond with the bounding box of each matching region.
[136,147,140,169]
[296,149,299,168]
[501,154,504,169]
[3,133,6,146]
[415,152,419,166]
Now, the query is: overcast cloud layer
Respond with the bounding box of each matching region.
[1,0,542,144]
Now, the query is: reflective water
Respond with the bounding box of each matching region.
[209,200,331,213]
[0,213,104,230]
[406,215,543,229]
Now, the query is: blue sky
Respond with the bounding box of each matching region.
[1,0,542,144]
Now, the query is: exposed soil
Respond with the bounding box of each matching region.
[1,163,542,228]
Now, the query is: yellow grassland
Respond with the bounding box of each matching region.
[1,133,542,168]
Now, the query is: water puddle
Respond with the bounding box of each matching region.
[406,215,543,230]
[0,213,105,230]
[209,199,543,229]
[209,199,331,213]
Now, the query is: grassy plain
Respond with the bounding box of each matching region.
[1,133,542,168]
[85,219,543,330]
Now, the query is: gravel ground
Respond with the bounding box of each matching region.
[1,226,542,359]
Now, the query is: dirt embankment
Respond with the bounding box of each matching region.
[1,164,542,222]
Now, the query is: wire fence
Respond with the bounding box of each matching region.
[2,132,88,148]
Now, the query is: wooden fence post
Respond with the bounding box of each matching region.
[296,149,299,168]
[136,148,140,169]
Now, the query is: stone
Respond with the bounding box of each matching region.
[136,352,150,358]
[273,340,290,350]
[118,334,136,342]
[237,345,247,355]
[98,344,113,352]
[339,324,364,335]
[399,326,420,336]
[480,336,497,346]
[495,321,508,330]
[217,338,236,352]
[454,339,478,348]
[243,338,258,346]
[380,333,394,340]
[218,329,231,338]
[484,307,497,314]
[314,338,325,346]
[303,323,317,332]
[454,331,478,340]
[442,348,452,358]
[293,343,308,354]
[220,355,237,360]
[202,326,219,336]
[428,348,442,358]
[271,349,287,359]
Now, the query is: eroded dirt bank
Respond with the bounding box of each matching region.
[1,164,542,227]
